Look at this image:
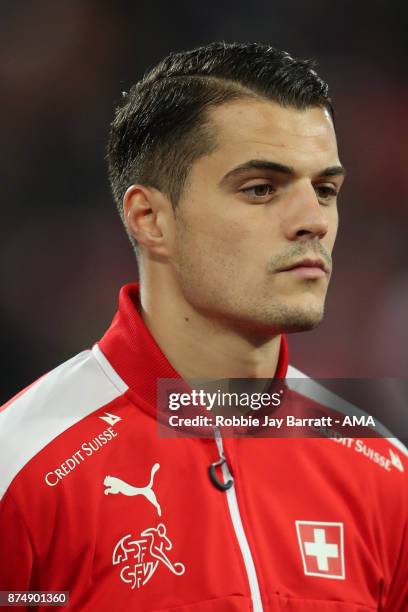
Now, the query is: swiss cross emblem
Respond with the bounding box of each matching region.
[295,521,345,580]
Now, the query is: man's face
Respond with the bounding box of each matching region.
[170,99,345,335]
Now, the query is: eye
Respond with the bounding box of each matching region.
[315,184,338,201]
[241,183,276,199]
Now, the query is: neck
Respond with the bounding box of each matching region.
[138,274,282,380]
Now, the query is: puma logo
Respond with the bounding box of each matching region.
[104,463,162,516]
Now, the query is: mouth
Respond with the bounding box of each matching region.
[278,258,329,279]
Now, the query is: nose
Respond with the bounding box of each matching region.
[282,181,329,242]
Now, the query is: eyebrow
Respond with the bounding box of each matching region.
[219,159,347,184]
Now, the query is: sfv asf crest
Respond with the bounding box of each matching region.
[113,523,186,589]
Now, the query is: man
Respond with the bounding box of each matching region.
[0,42,407,611]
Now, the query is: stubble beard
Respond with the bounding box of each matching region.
[257,299,325,334]
[173,220,329,336]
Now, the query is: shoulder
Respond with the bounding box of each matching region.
[0,346,128,499]
[286,363,408,474]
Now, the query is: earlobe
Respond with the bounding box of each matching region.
[122,185,171,257]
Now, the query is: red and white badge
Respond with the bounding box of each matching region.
[295,521,345,579]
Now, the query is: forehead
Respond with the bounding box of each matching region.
[203,98,340,174]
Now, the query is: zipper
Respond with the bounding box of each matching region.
[212,427,264,612]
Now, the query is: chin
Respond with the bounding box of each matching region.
[261,300,325,334]
[279,305,325,333]
[228,303,325,337]
[280,317,323,334]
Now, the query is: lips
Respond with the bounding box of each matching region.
[279,258,328,273]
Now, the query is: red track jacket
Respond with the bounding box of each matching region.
[0,284,407,611]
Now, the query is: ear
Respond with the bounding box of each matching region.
[123,185,172,258]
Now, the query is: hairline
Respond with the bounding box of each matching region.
[173,92,334,208]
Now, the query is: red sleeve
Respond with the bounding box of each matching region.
[0,490,34,592]
[383,515,408,611]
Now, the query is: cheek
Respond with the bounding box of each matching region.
[174,214,253,294]
[178,200,248,258]
[175,193,279,277]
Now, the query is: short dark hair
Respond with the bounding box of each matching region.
[107,41,333,253]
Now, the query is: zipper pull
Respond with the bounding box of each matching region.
[209,427,234,491]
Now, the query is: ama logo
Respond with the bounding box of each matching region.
[341,415,376,427]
